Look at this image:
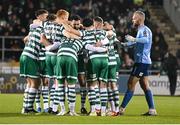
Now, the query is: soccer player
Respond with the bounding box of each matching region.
[41,13,57,113]
[60,17,113,116]
[70,15,88,114]
[103,22,120,116]
[20,9,48,114]
[119,11,157,116]
[82,17,110,116]
[41,9,81,115]
[92,16,110,116]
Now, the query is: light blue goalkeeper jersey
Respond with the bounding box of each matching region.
[125,25,152,64]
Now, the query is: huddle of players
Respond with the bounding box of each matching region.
[20,9,121,116]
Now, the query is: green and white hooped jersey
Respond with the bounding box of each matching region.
[22,26,43,60]
[43,21,65,55]
[114,49,119,58]
[57,38,83,62]
[39,44,46,60]
[82,29,108,59]
[108,35,117,66]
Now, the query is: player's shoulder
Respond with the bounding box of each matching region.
[139,25,152,35]
[141,25,151,32]
[96,29,106,34]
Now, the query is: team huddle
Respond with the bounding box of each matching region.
[20,9,157,116]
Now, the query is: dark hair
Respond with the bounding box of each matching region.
[70,15,81,21]
[35,9,48,17]
[47,13,56,21]
[94,16,103,23]
[82,18,93,27]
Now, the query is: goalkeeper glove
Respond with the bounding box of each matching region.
[125,35,136,42]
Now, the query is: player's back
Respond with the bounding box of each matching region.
[82,29,108,59]
[57,38,83,62]
[22,26,42,60]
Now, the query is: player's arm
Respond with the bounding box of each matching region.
[62,22,81,36]
[85,44,107,52]
[125,30,150,43]
[95,37,110,47]
[23,21,41,43]
[106,30,115,37]
[23,35,29,43]
[40,34,51,46]
[121,41,136,47]
[45,42,61,51]
[63,30,81,39]
[126,35,149,43]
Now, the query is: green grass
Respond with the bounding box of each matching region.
[0,94,180,124]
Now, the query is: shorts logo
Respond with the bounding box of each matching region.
[139,72,143,76]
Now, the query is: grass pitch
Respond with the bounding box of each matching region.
[0,94,180,124]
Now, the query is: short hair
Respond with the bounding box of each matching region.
[35,9,48,17]
[83,18,93,27]
[70,15,81,21]
[94,16,103,23]
[104,21,109,25]
[56,9,69,18]
[134,10,145,20]
[47,13,56,21]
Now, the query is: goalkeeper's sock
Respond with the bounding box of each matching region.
[121,89,134,108]
[145,89,155,109]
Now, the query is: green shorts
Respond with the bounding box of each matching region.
[20,55,39,78]
[45,54,57,78]
[87,57,108,83]
[78,54,85,75]
[108,65,117,82]
[56,55,78,84]
[39,60,47,78]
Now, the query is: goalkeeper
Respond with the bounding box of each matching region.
[119,10,157,116]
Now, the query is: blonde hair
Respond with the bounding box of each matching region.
[56,9,69,18]
[134,10,145,21]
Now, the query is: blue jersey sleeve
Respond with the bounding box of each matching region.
[135,28,151,43]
